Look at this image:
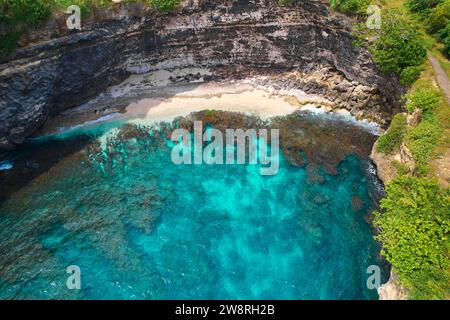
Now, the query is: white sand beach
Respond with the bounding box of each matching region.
[124,81,332,124]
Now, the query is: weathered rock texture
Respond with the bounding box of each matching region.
[370,125,412,300]
[378,270,409,300]
[0,0,402,151]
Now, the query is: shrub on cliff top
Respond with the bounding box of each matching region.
[444,34,450,57]
[404,88,442,175]
[406,0,443,14]
[400,65,424,86]
[407,115,443,173]
[441,23,450,57]
[0,0,181,58]
[406,0,450,58]
[0,0,52,26]
[406,88,441,113]
[425,0,450,35]
[374,176,450,298]
[376,113,408,154]
[0,0,54,57]
[277,0,296,5]
[150,0,180,12]
[329,0,370,14]
[370,9,427,77]
[408,265,450,300]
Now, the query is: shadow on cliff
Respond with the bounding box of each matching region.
[0,135,96,205]
[0,78,207,205]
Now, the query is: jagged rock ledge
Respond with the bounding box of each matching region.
[0,0,403,152]
[377,270,409,300]
[371,138,411,300]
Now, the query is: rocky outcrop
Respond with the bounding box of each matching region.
[378,270,409,300]
[371,112,416,185]
[407,108,422,126]
[0,0,402,152]
[254,68,392,124]
[0,19,142,150]
[370,144,399,185]
[371,130,412,300]
[371,144,410,300]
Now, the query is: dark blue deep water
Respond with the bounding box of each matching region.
[0,113,386,299]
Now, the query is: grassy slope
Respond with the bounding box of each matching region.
[385,0,449,180]
[367,0,449,77]
[413,59,450,169]
[375,0,449,299]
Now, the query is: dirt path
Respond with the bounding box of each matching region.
[429,53,450,105]
[428,53,450,188]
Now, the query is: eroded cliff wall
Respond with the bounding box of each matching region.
[0,0,401,151]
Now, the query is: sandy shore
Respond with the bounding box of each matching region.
[124,81,332,124]
[36,68,381,137]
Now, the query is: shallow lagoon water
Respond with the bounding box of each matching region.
[0,112,386,299]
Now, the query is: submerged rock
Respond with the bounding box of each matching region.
[351,196,363,212]
[0,109,387,299]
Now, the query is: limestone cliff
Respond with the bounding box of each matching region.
[0,0,402,151]
[371,136,412,300]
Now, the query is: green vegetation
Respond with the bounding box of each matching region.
[330,2,428,83]
[381,40,449,302]
[425,0,450,35]
[404,76,446,175]
[406,0,439,13]
[369,9,427,78]
[0,0,181,58]
[404,87,443,174]
[408,114,443,173]
[405,88,441,113]
[333,0,450,300]
[392,160,411,176]
[408,265,450,300]
[406,0,450,56]
[441,23,450,57]
[400,65,424,85]
[375,83,445,175]
[374,176,450,299]
[376,114,408,154]
[151,0,180,12]
[276,0,296,5]
[329,0,370,14]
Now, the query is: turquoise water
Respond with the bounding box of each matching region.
[0,114,386,299]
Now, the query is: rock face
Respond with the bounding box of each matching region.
[378,271,408,300]
[370,138,411,300]
[370,145,399,185]
[0,0,402,151]
[370,114,416,185]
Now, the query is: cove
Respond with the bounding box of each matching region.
[0,110,388,300]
